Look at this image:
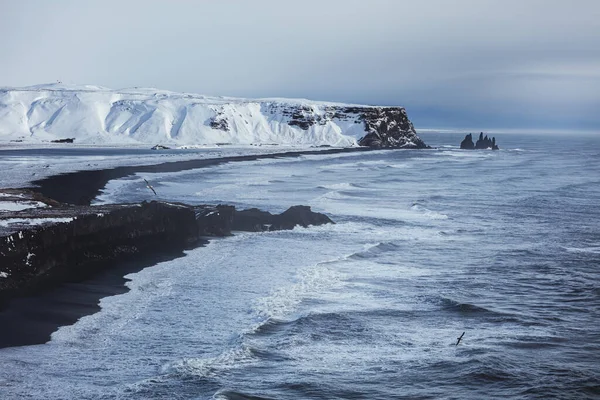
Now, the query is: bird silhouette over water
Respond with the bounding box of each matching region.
[143,179,157,195]
[456,332,465,346]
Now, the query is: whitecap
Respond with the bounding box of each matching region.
[410,204,449,220]
[562,246,600,254]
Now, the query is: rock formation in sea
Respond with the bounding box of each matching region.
[460,132,499,150]
[460,133,475,149]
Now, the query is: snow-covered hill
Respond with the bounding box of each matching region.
[0,84,426,148]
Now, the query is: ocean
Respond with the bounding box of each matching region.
[1,132,599,399]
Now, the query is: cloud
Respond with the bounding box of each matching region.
[0,0,598,129]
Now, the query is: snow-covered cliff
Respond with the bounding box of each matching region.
[0,84,426,148]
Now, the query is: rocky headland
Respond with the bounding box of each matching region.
[0,84,428,150]
[0,199,332,303]
[0,186,332,347]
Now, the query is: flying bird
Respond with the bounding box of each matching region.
[456,332,465,346]
[143,178,157,195]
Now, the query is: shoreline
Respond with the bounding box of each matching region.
[0,148,342,349]
[30,146,372,205]
[0,249,188,348]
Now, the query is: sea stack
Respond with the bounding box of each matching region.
[461,132,499,150]
[460,133,475,149]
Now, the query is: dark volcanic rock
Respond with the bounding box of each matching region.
[259,103,427,149]
[230,208,274,232]
[475,132,499,150]
[0,200,333,307]
[51,138,75,143]
[0,202,201,302]
[210,113,229,131]
[356,107,428,149]
[232,205,334,232]
[0,198,334,348]
[460,133,475,149]
[461,132,499,150]
[151,144,171,150]
[272,205,333,230]
[194,205,235,236]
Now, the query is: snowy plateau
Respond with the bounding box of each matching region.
[0,84,426,148]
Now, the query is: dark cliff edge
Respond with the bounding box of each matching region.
[278,104,428,149]
[355,107,428,149]
[0,199,332,347]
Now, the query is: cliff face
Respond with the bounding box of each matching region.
[0,84,427,149]
[273,103,427,148]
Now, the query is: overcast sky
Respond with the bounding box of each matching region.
[1,0,599,130]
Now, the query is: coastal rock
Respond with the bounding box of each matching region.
[278,103,428,149]
[271,205,334,230]
[232,205,334,232]
[460,133,475,149]
[461,132,499,150]
[50,138,75,143]
[0,200,333,304]
[151,144,170,150]
[355,107,428,149]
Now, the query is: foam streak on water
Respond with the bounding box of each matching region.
[1,132,599,399]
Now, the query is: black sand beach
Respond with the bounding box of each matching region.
[0,251,188,348]
[32,147,369,205]
[1,147,351,348]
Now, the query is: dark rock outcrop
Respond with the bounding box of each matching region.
[262,103,428,149]
[355,107,428,149]
[0,201,333,305]
[460,133,475,149]
[209,112,229,131]
[51,138,75,143]
[461,132,499,150]
[232,205,333,232]
[151,144,171,150]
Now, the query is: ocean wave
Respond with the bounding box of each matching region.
[562,246,600,254]
[163,344,258,379]
[462,365,520,383]
[410,204,449,220]
[349,241,402,260]
[213,390,275,400]
[316,182,360,190]
[251,312,351,337]
[252,263,345,322]
[437,297,500,316]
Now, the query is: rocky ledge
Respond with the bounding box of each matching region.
[0,199,333,306]
[460,132,499,150]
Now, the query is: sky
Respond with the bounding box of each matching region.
[0,0,599,130]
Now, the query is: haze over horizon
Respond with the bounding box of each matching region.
[1,0,598,131]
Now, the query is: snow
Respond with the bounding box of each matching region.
[0,84,381,147]
[0,201,47,211]
[0,192,24,198]
[0,217,74,228]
